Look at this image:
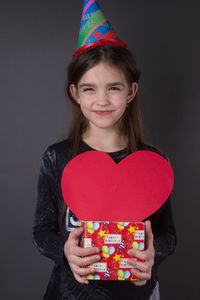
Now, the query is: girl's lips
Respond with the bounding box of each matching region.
[94,111,113,116]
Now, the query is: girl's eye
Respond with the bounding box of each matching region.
[110,87,120,91]
[83,88,93,92]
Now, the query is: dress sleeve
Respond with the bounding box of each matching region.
[32,147,70,269]
[149,195,177,274]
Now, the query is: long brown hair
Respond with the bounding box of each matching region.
[60,45,167,230]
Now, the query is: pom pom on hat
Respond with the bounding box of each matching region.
[72,0,128,60]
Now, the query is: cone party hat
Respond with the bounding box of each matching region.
[72,0,128,59]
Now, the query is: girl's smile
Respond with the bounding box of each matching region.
[94,110,114,116]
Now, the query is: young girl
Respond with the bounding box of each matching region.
[33,1,176,300]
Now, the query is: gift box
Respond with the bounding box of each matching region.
[80,221,145,281]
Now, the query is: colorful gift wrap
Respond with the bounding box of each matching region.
[80,221,145,281]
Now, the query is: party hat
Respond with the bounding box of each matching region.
[72,0,128,59]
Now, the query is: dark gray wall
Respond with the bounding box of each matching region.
[1,0,199,299]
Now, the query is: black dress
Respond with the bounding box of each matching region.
[32,138,177,300]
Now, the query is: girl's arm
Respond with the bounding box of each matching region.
[142,146,177,271]
[127,196,177,286]
[32,148,69,269]
[32,147,102,284]
[150,195,177,271]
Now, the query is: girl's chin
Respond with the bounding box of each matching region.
[90,122,120,130]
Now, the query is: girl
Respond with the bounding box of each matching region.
[33,44,176,300]
[33,2,176,300]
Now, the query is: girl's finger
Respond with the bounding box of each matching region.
[68,262,79,274]
[75,253,101,267]
[127,246,155,261]
[132,279,147,286]
[131,268,151,281]
[73,245,100,257]
[74,265,96,277]
[145,220,154,248]
[127,249,150,261]
[69,227,84,242]
[127,259,150,273]
[74,272,89,284]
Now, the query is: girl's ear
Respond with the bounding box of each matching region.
[127,82,138,103]
[69,84,80,104]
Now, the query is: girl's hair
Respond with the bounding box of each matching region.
[60,45,167,231]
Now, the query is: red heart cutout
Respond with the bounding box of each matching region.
[61,150,174,222]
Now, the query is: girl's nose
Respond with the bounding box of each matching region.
[96,91,110,105]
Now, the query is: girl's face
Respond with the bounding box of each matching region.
[70,62,138,132]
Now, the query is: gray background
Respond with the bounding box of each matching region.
[1,0,199,299]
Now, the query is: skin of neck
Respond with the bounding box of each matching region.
[82,121,127,152]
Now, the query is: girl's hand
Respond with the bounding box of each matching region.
[127,220,155,286]
[64,226,101,284]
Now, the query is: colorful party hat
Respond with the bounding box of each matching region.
[104,266,111,278]
[72,0,128,59]
[118,238,125,250]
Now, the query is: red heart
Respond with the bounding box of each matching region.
[61,150,174,222]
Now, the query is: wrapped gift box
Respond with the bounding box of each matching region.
[80,221,145,281]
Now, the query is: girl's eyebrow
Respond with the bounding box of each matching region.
[78,82,125,88]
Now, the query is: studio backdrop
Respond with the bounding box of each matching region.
[0,0,199,299]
